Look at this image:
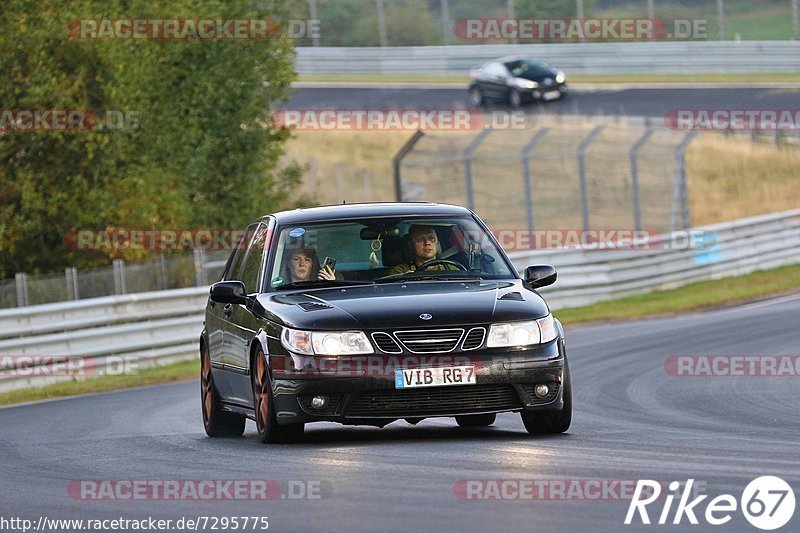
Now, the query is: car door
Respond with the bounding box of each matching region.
[483,62,510,100]
[224,221,271,406]
[211,223,259,401]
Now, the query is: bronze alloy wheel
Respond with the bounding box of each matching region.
[251,350,304,444]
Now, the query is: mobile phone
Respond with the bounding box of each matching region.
[323,256,337,270]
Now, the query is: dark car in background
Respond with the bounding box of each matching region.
[469,56,568,108]
[200,203,571,443]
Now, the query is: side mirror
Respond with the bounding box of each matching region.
[210,281,248,304]
[524,265,557,288]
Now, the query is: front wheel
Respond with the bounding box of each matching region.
[521,360,572,435]
[201,345,245,437]
[252,350,304,443]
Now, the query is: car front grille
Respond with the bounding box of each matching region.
[346,385,522,417]
[461,327,486,350]
[371,332,402,353]
[393,328,464,353]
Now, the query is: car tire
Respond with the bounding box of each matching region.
[201,345,246,438]
[252,350,304,444]
[468,86,484,106]
[456,413,496,427]
[521,359,572,435]
[509,90,523,109]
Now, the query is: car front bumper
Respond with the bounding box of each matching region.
[268,339,566,426]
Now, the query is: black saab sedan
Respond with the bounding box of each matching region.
[469,56,567,108]
[200,203,570,443]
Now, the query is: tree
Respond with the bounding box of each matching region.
[0,0,304,277]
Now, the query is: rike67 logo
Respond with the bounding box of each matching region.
[626,477,795,530]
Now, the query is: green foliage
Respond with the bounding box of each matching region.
[0,0,305,277]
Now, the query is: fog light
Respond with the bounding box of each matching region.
[534,384,550,398]
[311,395,328,409]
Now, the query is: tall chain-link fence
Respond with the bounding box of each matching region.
[395,116,698,234]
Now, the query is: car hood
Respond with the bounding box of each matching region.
[256,280,550,330]
[516,69,559,82]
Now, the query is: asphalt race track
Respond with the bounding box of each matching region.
[286,86,800,119]
[1,294,799,533]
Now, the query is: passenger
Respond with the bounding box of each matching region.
[386,224,461,276]
[282,246,337,282]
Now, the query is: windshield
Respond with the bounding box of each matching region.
[268,216,515,289]
[506,59,551,76]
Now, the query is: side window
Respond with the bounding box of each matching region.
[237,223,269,294]
[224,224,259,282]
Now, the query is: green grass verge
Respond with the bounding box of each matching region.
[297,73,800,84]
[2,262,799,407]
[556,262,800,325]
[0,358,198,408]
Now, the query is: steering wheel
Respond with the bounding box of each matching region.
[415,259,468,272]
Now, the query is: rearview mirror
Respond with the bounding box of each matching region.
[210,281,248,304]
[524,265,557,288]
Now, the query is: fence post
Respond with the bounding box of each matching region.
[65,267,79,300]
[630,128,656,231]
[307,0,320,47]
[392,130,426,201]
[577,126,605,232]
[464,129,493,211]
[194,249,207,286]
[671,131,699,230]
[15,273,29,307]
[520,128,551,232]
[112,259,127,295]
[159,253,168,290]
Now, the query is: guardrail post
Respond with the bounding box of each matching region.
[520,128,551,232]
[464,129,493,211]
[392,130,425,201]
[671,131,700,230]
[194,249,207,287]
[65,267,79,300]
[577,126,605,232]
[159,254,168,290]
[630,128,656,231]
[113,259,127,295]
[15,273,29,307]
[307,0,320,47]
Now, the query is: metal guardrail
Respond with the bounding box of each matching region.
[0,209,798,393]
[510,209,800,309]
[295,41,800,75]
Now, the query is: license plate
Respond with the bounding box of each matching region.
[394,366,476,389]
[543,90,561,101]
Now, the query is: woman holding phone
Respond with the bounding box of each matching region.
[282,246,337,282]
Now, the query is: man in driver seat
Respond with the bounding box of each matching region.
[386,224,461,276]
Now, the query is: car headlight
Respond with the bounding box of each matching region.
[281,327,373,355]
[512,78,538,90]
[555,71,566,84]
[487,314,558,348]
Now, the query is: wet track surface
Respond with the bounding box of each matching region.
[286,87,800,118]
[1,294,799,532]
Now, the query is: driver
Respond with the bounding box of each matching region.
[386,224,460,276]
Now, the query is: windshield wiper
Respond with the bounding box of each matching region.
[276,279,372,290]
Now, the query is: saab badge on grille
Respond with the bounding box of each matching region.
[419,313,432,320]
